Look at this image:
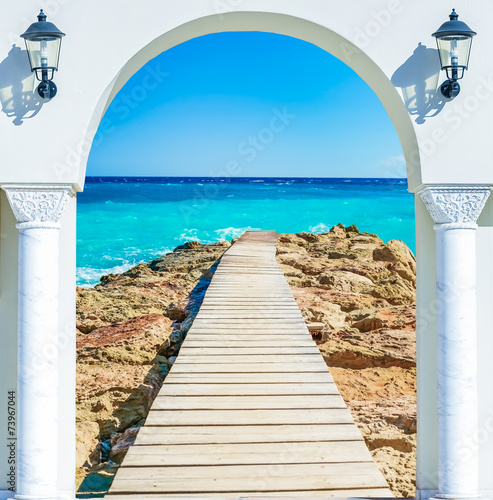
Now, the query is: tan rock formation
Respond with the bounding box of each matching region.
[276,225,416,497]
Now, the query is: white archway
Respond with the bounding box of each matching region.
[2,2,493,500]
[83,12,422,191]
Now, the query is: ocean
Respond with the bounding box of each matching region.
[77,177,415,287]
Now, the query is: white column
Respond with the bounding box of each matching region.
[2,185,74,500]
[420,185,492,500]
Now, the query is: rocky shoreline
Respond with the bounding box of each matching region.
[76,226,416,497]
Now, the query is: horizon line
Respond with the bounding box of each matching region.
[85,175,407,180]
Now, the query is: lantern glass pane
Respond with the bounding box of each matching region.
[436,35,472,71]
[24,37,61,72]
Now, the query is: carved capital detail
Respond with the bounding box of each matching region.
[2,184,75,229]
[419,185,492,228]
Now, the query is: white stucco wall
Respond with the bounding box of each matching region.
[57,196,77,499]
[476,200,493,498]
[415,195,438,498]
[1,0,493,191]
[0,192,18,495]
[1,1,493,498]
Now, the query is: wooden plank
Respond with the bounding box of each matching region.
[173,354,323,364]
[201,297,296,300]
[144,408,353,426]
[187,330,310,334]
[181,333,318,349]
[186,330,310,335]
[184,336,312,340]
[182,340,315,346]
[123,440,374,466]
[164,373,334,384]
[169,363,328,373]
[190,322,308,328]
[198,305,299,308]
[194,318,305,322]
[206,284,290,287]
[157,383,338,396]
[179,347,320,355]
[109,462,389,492]
[152,395,347,410]
[106,488,394,498]
[202,293,294,296]
[192,318,306,322]
[195,311,303,315]
[134,424,365,445]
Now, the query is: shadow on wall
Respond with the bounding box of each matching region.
[392,43,445,124]
[0,44,43,126]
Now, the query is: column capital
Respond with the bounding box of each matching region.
[2,184,75,229]
[419,185,492,229]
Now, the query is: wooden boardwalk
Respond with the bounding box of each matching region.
[107,231,392,498]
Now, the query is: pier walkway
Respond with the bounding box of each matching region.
[107,231,392,498]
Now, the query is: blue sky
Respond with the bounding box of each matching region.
[87,32,405,178]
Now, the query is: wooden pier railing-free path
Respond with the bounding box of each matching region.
[107,231,392,498]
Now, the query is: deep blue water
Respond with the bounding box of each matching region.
[77,177,415,287]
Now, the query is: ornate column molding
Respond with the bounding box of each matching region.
[418,184,492,500]
[2,184,75,229]
[419,185,492,230]
[1,183,75,500]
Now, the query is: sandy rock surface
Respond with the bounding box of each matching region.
[276,225,416,497]
[76,229,416,497]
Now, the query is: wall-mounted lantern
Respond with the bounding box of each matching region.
[432,9,476,100]
[21,10,65,101]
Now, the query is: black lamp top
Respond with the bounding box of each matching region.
[432,9,476,38]
[21,9,66,40]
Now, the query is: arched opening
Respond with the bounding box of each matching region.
[76,12,421,189]
[75,13,421,499]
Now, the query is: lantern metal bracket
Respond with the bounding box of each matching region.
[440,79,460,100]
[38,75,57,100]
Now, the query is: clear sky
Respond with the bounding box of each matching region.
[87,31,405,178]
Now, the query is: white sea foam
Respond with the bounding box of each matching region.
[179,228,203,240]
[309,223,332,233]
[77,262,140,288]
[214,227,261,240]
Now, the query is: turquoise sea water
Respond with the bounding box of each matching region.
[77,177,415,287]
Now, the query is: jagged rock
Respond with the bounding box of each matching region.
[328,250,357,259]
[76,422,100,469]
[330,223,346,237]
[374,239,416,286]
[300,303,349,330]
[276,228,416,498]
[372,276,416,305]
[167,304,188,322]
[318,270,375,294]
[352,316,384,332]
[109,426,140,463]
